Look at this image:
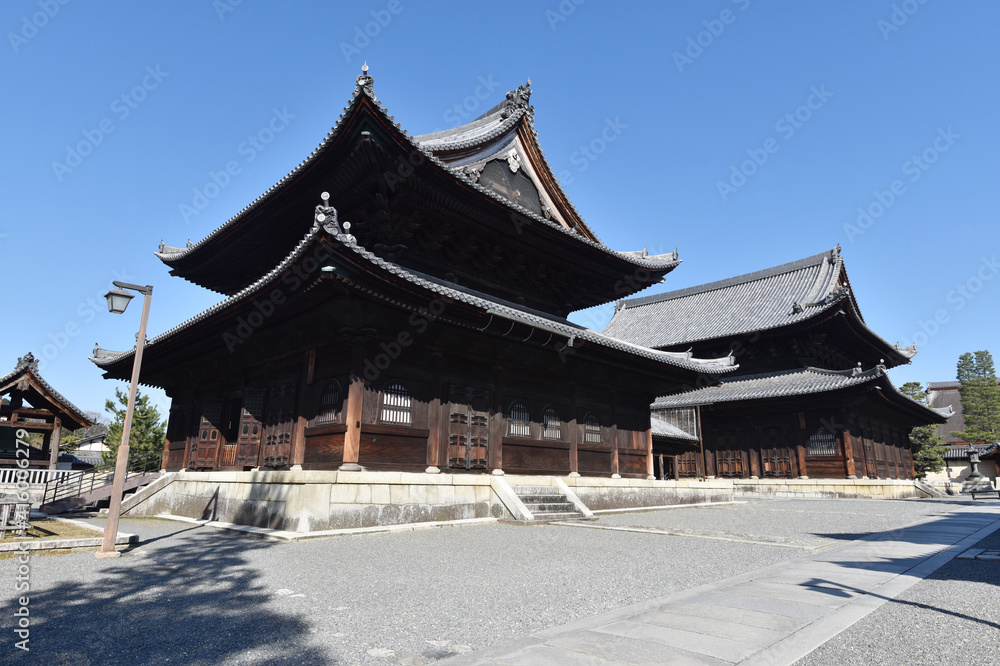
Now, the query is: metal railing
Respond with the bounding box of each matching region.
[41,452,162,508]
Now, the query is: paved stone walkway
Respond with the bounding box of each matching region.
[442,503,1000,665]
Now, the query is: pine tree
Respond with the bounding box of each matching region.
[103,388,166,465]
[952,350,1000,444]
[900,381,949,477]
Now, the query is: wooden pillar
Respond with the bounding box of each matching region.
[796,411,809,479]
[609,391,619,478]
[48,418,61,470]
[842,427,856,478]
[645,422,654,480]
[673,455,680,481]
[425,354,442,473]
[291,349,315,469]
[697,406,708,480]
[341,339,365,472]
[568,382,579,477]
[489,366,503,474]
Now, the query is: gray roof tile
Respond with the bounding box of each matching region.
[604,247,918,365]
[96,219,737,378]
[652,365,952,424]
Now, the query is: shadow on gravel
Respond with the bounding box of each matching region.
[6,522,333,665]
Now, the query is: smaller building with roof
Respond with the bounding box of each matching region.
[1,353,94,469]
[605,247,951,480]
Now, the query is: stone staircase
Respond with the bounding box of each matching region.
[511,485,588,521]
[914,478,949,498]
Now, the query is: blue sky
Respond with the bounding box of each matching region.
[2,1,997,421]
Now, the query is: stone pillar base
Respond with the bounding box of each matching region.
[339,463,362,472]
[491,468,504,476]
[425,466,441,474]
[611,474,621,479]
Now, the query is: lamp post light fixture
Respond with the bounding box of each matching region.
[95,280,153,559]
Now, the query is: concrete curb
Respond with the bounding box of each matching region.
[591,500,746,514]
[0,515,136,552]
[152,513,498,541]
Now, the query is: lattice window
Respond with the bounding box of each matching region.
[807,428,838,456]
[655,407,698,438]
[380,383,411,426]
[542,406,561,440]
[507,401,529,437]
[315,381,341,425]
[584,413,602,444]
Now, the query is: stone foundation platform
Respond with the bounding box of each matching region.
[121,470,736,532]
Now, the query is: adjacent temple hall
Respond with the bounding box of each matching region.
[605,247,952,481]
[92,68,735,481]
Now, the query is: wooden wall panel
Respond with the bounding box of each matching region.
[618,451,647,477]
[503,442,571,474]
[359,432,427,467]
[578,449,611,475]
[303,432,345,466]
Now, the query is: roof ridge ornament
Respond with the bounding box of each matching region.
[315,191,341,234]
[501,80,533,119]
[356,62,375,99]
[15,352,39,373]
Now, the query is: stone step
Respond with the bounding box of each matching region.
[524,502,577,513]
[512,485,557,494]
[531,512,586,521]
[519,494,568,503]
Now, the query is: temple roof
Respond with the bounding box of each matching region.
[155,68,680,310]
[650,415,699,442]
[604,247,917,367]
[96,212,736,384]
[945,442,1000,459]
[0,353,93,431]
[651,365,952,424]
[412,81,597,240]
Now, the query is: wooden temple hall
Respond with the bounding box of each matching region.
[606,247,951,481]
[92,67,736,481]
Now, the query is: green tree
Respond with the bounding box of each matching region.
[952,350,1000,444]
[900,381,949,477]
[103,388,166,464]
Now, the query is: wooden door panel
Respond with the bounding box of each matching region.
[193,399,223,469]
[447,385,491,470]
[236,389,265,466]
[262,383,296,468]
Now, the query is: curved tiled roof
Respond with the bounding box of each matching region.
[651,416,699,442]
[945,442,1000,459]
[157,73,677,278]
[604,247,918,366]
[652,365,952,424]
[97,220,736,378]
[0,353,93,429]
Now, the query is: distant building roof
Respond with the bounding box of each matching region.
[0,353,93,431]
[652,365,952,424]
[604,247,916,368]
[944,442,1000,459]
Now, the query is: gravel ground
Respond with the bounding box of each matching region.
[594,498,970,549]
[0,498,989,665]
[796,525,1000,666]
